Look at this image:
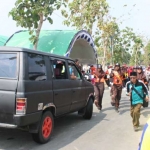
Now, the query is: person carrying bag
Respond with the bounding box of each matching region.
[126,72,149,131]
[131,85,149,108]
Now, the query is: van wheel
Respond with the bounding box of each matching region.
[32,111,54,144]
[83,98,93,119]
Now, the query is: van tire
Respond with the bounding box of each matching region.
[32,111,54,144]
[83,98,93,119]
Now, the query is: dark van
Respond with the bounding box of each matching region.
[0,46,94,144]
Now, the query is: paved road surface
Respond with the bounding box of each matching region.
[0,89,150,150]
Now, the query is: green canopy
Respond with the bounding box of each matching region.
[0,35,8,46]
[5,30,97,64]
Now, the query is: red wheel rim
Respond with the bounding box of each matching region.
[42,117,52,139]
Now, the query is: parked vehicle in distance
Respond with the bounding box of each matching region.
[0,46,94,144]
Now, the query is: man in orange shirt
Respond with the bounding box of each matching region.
[110,63,125,112]
[94,64,106,110]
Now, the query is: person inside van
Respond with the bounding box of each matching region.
[69,65,77,80]
[74,59,82,71]
[55,63,66,79]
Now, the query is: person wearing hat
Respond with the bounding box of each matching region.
[126,72,149,131]
[110,63,125,112]
[93,64,106,110]
[136,66,149,89]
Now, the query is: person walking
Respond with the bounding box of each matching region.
[126,72,149,131]
[110,63,124,112]
[137,66,149,89]
[94,64,105,110]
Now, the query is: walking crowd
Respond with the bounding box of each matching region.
[76,60,150,149]
[77,62,150,130]
[91,64,150,150]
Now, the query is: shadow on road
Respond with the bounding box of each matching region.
[0,111,107,150]
[141,108,150,118]
[102,102,130,113]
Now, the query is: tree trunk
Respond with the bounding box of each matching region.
[110,36,114,65]
[34,14,44,50]
[135,47,138,66]
[103,40,107,70]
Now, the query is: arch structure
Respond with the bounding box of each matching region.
[0,35,8,46]
[5,30,97,64]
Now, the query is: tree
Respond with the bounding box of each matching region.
[112,27,134,64]
[9,0,67,49]
[112,27,144,66]
[61,0,109,35]
[142,41,150,66]
[96,19,120,66]
[129,36,144,66]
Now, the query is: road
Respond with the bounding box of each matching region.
[0,89,150,150]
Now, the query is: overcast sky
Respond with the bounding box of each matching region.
[0,0,150,39]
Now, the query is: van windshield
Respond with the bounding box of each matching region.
[0,53,17,78]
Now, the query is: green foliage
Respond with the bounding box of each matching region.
[9,0,66,49]
[99,25,143,66]
[61,0,109,35]
[129,36,143,66]
[142,41,150,66]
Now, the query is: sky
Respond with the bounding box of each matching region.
[0,0,150,39]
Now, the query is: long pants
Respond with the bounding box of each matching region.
[105,79,110,87]
[111,84,122,108]
[110,85,115,105]
[130,103,142,127]
[94,82,104,108]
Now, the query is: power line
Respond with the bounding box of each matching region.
[53,12,64,20]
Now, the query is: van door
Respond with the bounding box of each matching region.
[0,52,18,124]
[50,58,72,115]
[68,61,86,112]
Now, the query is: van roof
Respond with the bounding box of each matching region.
[0,46,73,61]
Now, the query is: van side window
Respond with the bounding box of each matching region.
[28,53,47,81]
[68,62,81,80]
[0,53,17,78]
[51,59,68,79]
